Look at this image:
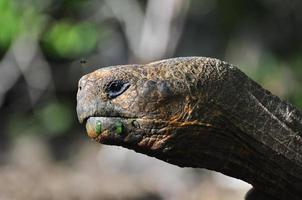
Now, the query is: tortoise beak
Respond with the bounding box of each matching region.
[76,75,98,123]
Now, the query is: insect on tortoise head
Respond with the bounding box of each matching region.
[76,57,235,166]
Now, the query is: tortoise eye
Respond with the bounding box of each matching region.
[105,80,130,99]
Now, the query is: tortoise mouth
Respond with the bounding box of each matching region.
[84,116,170,143]
[85,116,136,138]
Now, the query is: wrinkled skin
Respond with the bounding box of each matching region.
[77,57,302,200]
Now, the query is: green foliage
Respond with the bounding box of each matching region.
[0,0,101,58]
[287,55,302,108]
[7,101,74,138]
[38,101,74,136]
[43,21,98,58]
[0,0,21,49]
[0,0,46,52]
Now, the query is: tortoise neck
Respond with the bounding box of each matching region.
[213,68,302,199]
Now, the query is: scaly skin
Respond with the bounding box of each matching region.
[76,57,302,200]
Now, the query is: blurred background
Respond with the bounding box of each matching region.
[0,0,302,199]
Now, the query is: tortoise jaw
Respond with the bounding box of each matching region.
[83,116,173,146]
[85,116,130,139]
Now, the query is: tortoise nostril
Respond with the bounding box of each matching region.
[105,80,130,99]
[78,75,89,91]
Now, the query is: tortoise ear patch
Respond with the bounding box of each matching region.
[141,80,157,97]
[157,81,172,100]
[141,80,173,102]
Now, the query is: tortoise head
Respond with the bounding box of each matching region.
[76,57,232,166]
